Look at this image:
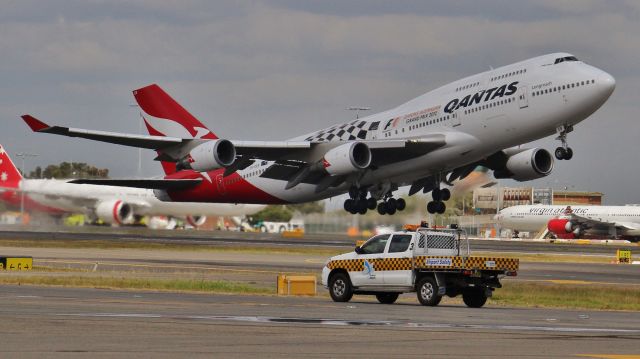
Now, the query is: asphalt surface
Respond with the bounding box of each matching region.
[1,226,639,358]
[0,285,638,358]
[1,244,639,287]
[1,226,637,255]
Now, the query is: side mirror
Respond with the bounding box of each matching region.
[354,246,364,254]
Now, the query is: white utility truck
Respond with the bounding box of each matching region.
[321,227,518,308]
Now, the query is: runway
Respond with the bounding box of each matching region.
[1,285,638,358]
[1,226,636,255]
[1,227,639,357]
[1,244,638,287]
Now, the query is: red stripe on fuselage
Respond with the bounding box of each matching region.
[165,169,286,204]
[0,190,66,215]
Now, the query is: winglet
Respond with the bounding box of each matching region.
[21,115,50,132]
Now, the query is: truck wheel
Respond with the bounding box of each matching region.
[279,226,287,233]
[416,277,442,306]
[375,293,399,304]
[462,287,488,308]
[329,273,353,302]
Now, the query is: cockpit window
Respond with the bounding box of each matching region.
[554,56,579,64]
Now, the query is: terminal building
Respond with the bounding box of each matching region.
[472,187,603,213]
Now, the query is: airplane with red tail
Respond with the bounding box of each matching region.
[22,53,615,215]
[0,144,264,226]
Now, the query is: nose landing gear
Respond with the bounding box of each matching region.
[555,124,574,160]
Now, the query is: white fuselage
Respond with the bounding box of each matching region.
[222,53,615,203]
[496,204,640,234]
[21,179,264,217]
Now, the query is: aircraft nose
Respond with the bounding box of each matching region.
[598,70,616,96]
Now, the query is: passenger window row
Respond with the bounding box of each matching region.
[531,79,595,97]
[490,69,526,82]
[455,81,481,92]
[402,115,451,133]
[462,97,515,115]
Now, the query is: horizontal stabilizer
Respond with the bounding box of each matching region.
[67,178,202,190]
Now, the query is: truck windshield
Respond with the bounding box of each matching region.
[388,234,412,253]
[360,234,390,254]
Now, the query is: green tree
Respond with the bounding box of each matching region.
[248,205,294,225]
[288,201,324,214]
[40,162,109,179]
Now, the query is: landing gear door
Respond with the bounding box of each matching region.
[518,85,529,109]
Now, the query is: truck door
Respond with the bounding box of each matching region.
[349,234,389,287]
[382,234,415,287]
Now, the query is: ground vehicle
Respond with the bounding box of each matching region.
[321,227,518,307]
[255,219,304,233]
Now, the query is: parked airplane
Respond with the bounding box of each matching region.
[0,144,264,226]
[496,204,640,241]
[22,53,615,215]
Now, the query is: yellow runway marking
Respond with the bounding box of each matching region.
[548,280,593,285]
[577,355,640,359]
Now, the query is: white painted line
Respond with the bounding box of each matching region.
[54,313,640,334]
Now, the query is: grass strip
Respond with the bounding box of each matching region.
[0,238,341,256]
[493,281,640,311]
[0,275,273,295]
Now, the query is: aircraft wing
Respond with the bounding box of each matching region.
[567,212,640,231]
[22,114,446,165]
[67,178,202,190]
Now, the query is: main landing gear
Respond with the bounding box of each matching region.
[427,187,450,214]
[343,187,406,215]
[555,124,574,160]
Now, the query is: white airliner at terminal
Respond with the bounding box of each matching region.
[24,53,616,218]
[496,204,640,241]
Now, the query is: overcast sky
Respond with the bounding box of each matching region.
[1,0,638,204]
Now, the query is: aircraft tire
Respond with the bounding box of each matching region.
[367,198,377,210]
[377,203,387,215]
[441,188,451,201]
[555,147,567,160]
[396,198,406,211]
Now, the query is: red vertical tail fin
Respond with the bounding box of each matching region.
[133,84,218,175]
[0,144,23,188]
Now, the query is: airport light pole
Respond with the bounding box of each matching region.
[16,152,38,224]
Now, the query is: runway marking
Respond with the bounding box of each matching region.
[55,313,640,334]
[516,279,640,287]
[577,355,640,359]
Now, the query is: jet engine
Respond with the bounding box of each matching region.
[179,139,236,172]
[547,218,581,239]
[494,148,554,182]
[186,215,207,228]
[322,142,371,176]
[95,199,134,225]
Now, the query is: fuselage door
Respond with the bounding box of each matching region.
[518,85,529,109]
[450,111,461,127]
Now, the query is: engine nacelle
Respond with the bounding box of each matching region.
[181,139,236,172]
[495,148,554,182]
[186,215,207,228]
[95,199,134,225]
[547,218,575,239]
[322,142,371,176]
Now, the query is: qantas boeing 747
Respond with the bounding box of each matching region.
[22,53,615,215]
